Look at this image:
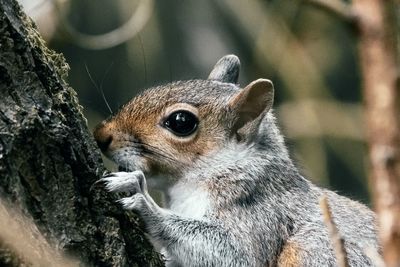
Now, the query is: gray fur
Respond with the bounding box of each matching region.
[97,55,380,267]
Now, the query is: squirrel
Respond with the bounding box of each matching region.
[93,55,380,266]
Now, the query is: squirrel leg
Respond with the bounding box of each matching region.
[99,170,159,208]
[100,172,252,267]
[146,214,252,267]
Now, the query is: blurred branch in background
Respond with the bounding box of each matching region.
[18,0,59,40]
[278,100,363,140]
[355,0,400,265]
[19,0,154,50]
[54,0,153,50]
[305,0,400,266]
[304,0,355,22]
[0,199,79,267]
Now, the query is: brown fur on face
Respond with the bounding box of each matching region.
[94,80,241,177]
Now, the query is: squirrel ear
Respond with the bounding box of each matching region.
[229,79,274,139]
[208,55,240,84]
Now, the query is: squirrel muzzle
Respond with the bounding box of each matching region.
[93,121,114,153]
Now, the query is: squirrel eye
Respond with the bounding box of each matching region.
[163,110,199,137]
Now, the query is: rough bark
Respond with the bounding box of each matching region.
[0,0,163,266]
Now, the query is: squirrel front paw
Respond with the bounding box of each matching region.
[98,170,147,194]
[118,194,152,214]
[98,171,160,216]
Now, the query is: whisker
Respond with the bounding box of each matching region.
[138,34,147,86]
[119,137,209,167]
[140,145,177,164]
[130,141,179,164]
[139,141,208,166]
[117,138,176,164]
[85,63,113,115]
[100,62,115,115]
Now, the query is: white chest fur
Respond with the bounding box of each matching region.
[168,182,211,220]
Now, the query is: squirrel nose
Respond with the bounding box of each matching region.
[93,122,113,153]
[96,134,113,152]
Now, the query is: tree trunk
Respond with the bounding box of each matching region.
[0,0,163,266]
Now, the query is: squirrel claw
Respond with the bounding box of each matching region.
[118,194,149,214]
[95,171,147,194]
[90,178,108,192]
[102,171,114,178]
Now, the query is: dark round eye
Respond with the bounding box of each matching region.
[163,110,199,137]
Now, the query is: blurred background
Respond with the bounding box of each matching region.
[19,0,369,203]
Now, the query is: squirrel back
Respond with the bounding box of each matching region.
[94,55,379,266]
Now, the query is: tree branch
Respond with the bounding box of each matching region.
[303,0,356,24]
[53,0,154,50]
[352,0,400,266]
[305,0,400,265]
[320,195,350,267]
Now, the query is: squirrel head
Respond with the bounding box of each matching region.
[93,55,274,177]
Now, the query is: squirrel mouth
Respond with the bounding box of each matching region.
[118,165,129,172]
